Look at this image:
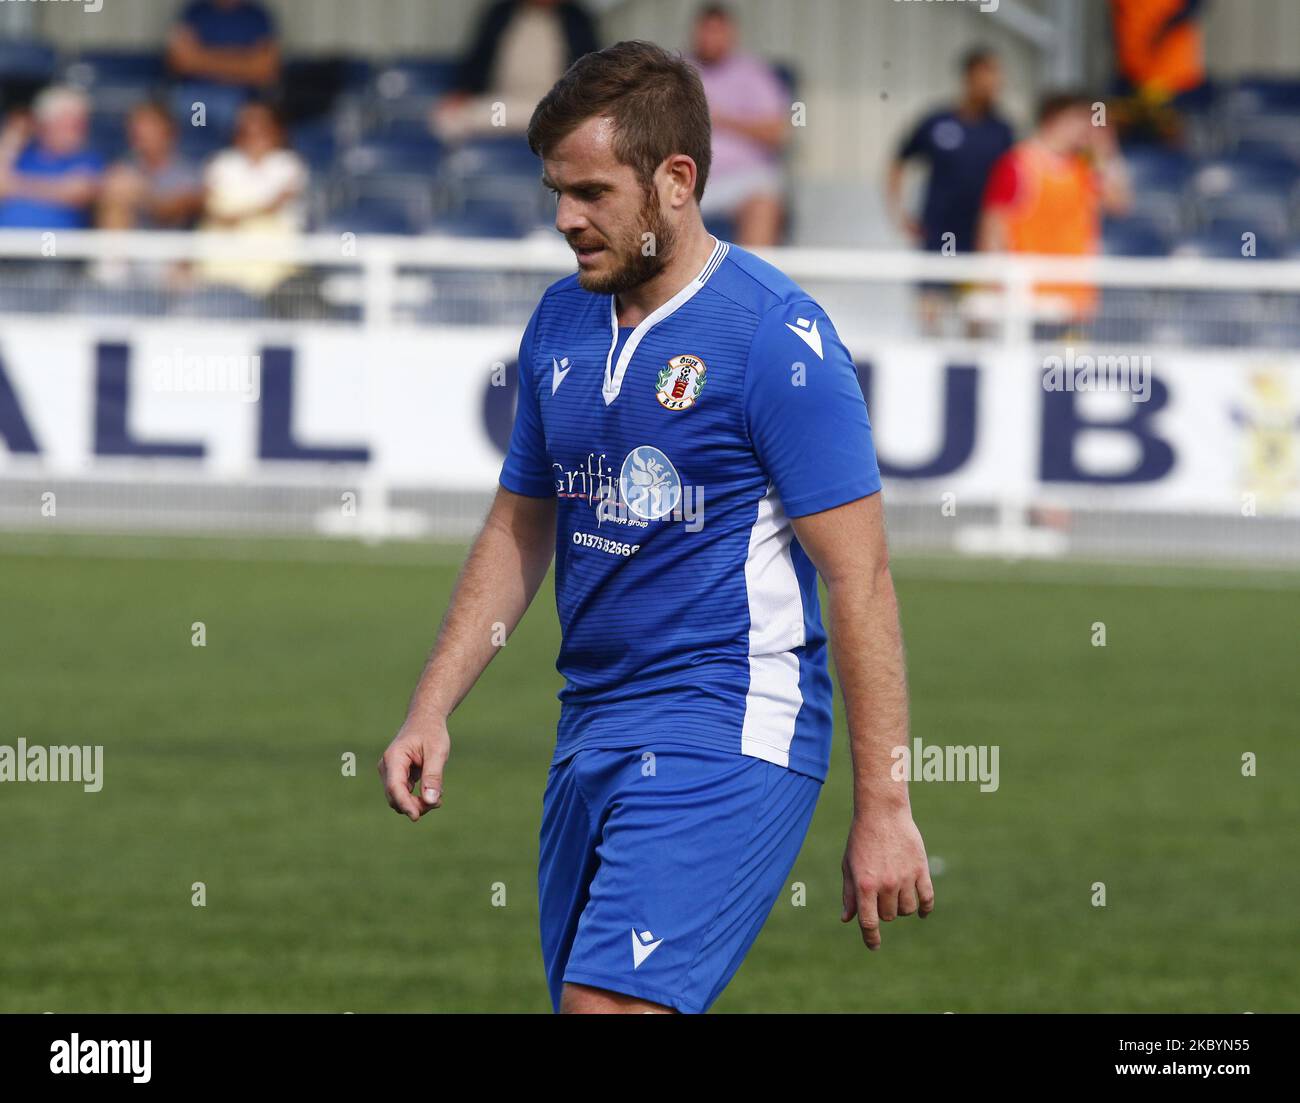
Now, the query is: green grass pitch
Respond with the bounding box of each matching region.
[0,532,1296,1012]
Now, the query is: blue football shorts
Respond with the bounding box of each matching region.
[538,742,823,1013]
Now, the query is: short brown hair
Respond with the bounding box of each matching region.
[1037,89,1092,126]
[527,40,712,201]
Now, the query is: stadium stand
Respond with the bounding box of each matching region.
[0,28,1299,349]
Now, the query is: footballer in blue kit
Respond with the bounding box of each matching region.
[381,40,934,1013]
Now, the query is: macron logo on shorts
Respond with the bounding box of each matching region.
[631,928,663,969]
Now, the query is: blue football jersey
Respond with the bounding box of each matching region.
[499,239,881,780]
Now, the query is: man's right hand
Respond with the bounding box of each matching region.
[379,716,451,822]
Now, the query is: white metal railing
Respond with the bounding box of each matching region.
[3,227,1300,339]
[5,228,1300,284]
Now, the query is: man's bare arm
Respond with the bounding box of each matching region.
[977,206,1006,253]
[167,26,281,87]
[711,112,788,150]
[379,487,556,821]
[885,159,921,242]
[790,491,934,950]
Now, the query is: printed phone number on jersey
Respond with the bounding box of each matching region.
[572,531,641,557]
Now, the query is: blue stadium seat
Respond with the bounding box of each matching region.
[64,49,165,86]
[341,133,444,178]
[1199,195,1293,242]
[1119,146,1196,236]
[429,200,527,239]
[443,135,538,179]
[1195,152,1300,192]
[334,134,440,226]
[1224,77,1300,117]
[281,56,374,126]
[63,51,167,117]
[1173,225,1285,260]
[1171,81,1219,115]
[373,56,460,100]
[320,196,423,236]
[168,82,246,140]
[1124,146,1197,191]
[1101,217,1172,257]
[291,119,338,174]
[332,57,374,94]
[0,39,57,82]
[1192,153,1298,239]
[435,136,544,234]
[366,115,441,146]
[1232,120,1300,166]
[371,56,459,124]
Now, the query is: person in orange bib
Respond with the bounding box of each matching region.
[978,92,1131,326]
[1110,0,1206,100]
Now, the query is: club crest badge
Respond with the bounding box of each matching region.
[655,354,707,411]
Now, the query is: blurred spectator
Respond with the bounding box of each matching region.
[0,86,103,229]
[1109,0,1207,146]
[98,101,205,231]
[198,101,306,295]
[979,92,1131,323]
[688,3,789,247]
[1110,0,1206,100]
[167,0,280,89]
[433,0,599,140]
[888,47,1014,334]
[167,0,281,137]
[888,47,1014,258]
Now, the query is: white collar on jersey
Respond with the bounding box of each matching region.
[601,235,730,406]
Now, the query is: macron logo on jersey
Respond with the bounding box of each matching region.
[631,928,663,969]
[551,356,572,394]
[785,317,824,360]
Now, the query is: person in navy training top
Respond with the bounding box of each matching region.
[167,0,280,136]
[380,41,933,1014]
[167,0,280,90]
[886,47,1014,333]
[0,86,104,229]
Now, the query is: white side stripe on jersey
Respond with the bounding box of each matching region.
[740,484,806,768]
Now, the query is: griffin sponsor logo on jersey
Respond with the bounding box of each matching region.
[555,447,704,531]
[619,445,683,519]
[655,354,707,411]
